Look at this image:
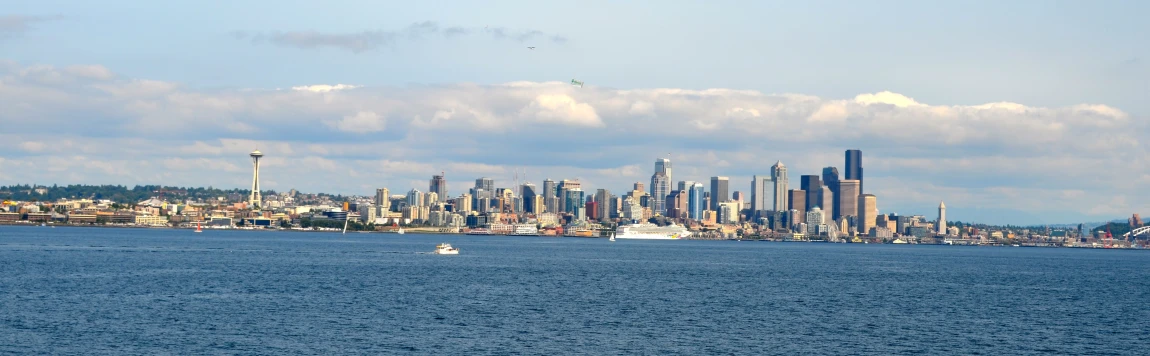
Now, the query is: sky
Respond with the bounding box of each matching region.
[1,0,1148,225]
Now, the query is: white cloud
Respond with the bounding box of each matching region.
[291,84,360,93]
[519,94,603,127]
[326,111,386,133]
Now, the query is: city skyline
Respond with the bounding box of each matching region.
[2,2,1149,225]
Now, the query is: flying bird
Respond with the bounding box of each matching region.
[527,46,535,50]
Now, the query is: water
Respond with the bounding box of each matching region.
[1,226,1147,355]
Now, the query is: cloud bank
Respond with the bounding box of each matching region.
[233,21,567,53]
[0,15,58,38]
[0,60,1145,224]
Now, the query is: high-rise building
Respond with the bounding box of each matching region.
[837,179,861,227]
[633,182,645,192]
[426,192,439,207]
[656,158,672,178]
[650,172,670,216]
[822,167,840,218]
[845,149,863,194]
[800,175,821,212]
[678,180,696,192]
[374,188,390,210]
[938,201,947,235]
[772,161,789,211]
[667,190,688,219]
[475,177,494,198]
[563,188,585,214]
[542,179,557,213]
[751,175,772,212]
[719,202,740,224]
[249,150,263,207]
[585,201,600,221]
[710,176,729,210]
[429,174,448,202]
[522,183,539,214]
[689,182,705,220]
[819,185,834,224]
[595,189,612,221]
[859,194,877,235]
[732,191,745,205]
[406,189,425,208]
[788,189,806,222]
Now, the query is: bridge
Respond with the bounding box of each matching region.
[1123,226,1150,239]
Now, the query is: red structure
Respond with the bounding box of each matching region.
[585,201,599,220]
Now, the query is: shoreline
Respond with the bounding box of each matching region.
[1,222,1143,249]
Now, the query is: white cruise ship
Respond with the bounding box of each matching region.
[615,223,691,240]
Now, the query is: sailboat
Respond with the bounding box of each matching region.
[194,222,202,233]
[609,233,615,242]
[342,214,350,234]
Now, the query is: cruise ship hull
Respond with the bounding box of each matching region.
[615,233,682,240]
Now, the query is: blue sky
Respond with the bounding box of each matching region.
[1,1,1148,224]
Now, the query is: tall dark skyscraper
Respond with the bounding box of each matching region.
[800,175,821,212]
[542,179,557,213]
[522,183,538,214]
[710,176,729,211]
[429,174,447,202]
[822,167,840,219]
[845,149,863,194]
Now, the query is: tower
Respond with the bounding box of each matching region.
[771,161,788,211]
[800,175,821,213]
[249,150,263,208]
[650,158,671,216]
[710,176,729,210]
[859,194,877,235]
[430,173,447,202]
[751,175,772,213]
[845,149,863,195]
[822,167,840,219]
[938,201,947,235]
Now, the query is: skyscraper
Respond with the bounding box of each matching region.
[542,179,557,213]
[429,174,447,202]
[859,194,877,235]
[667,190,688,219]
[845,149,863,194]
[751,175,772,212]
[710,176,729,210]
[788,189,806,222]
[522,183,539,214]
[633,182,645,192]
[475,177,494,198]
[822,167,840,218]
[771,161,789,211]
[938,201,947,235]
[678,180,696,192]
[689,182,704,220]
[595,189,612,221]
[650,173,670,216]
[374,188,389,207]
[249,150,263,207]
[564,188,585,214]
[406,189,425,208]
[800,175,821,212]
[819,185,834,224]
[656,158,672,178]
[837,179,861,228]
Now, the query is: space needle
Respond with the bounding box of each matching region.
[249,150,263,208]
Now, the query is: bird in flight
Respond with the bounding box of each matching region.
[527,46,535,50]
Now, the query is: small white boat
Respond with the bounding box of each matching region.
[434,243,458,255]
[397,228,405,235]
[609,235,616,242]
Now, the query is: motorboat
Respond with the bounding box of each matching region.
[434,243,459,255]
